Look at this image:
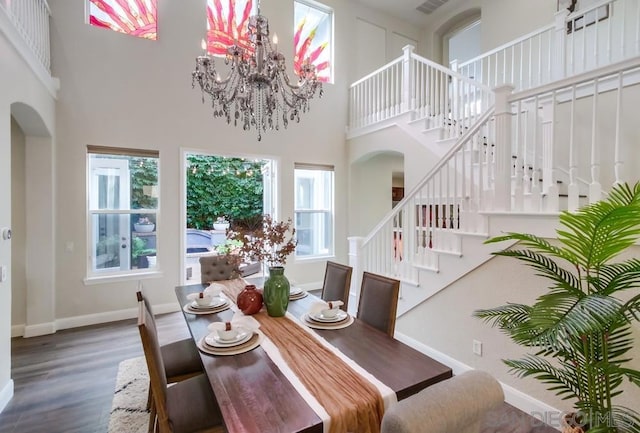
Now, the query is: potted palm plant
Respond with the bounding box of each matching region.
[474,182,640,433]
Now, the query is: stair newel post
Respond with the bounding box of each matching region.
[348,236,364,308]
[493,85,515,211]
[552,8,569,81]
[539,97,559,212]
[401,45,415,116]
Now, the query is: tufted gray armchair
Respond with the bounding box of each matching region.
[380,370,504,433]
[199,255,241,284]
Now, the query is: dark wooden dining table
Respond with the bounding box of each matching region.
[175,282,452,433]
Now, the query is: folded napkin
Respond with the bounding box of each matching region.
[207,311,260,333]
[204,283,225,297]
[309,300,344,316]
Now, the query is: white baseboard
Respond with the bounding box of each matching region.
[394,331,562,430]
[0,379,14,415]
[11,324,25,338]
[55,302,180,331]
[23,322,56,338]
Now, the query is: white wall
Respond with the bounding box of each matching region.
[397,245,640,414]
[46,0,421,320]
[0,24,56,412]
[420,0,556,63]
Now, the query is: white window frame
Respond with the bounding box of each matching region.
[85,146,160,283]
[294,163,334,260]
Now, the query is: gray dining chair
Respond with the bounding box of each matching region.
[380,370,504,433]
[136,292,203,432]
[356,272,400,337]
[199,255,241,284]
[320,261,353,311]
[137,301,227,433]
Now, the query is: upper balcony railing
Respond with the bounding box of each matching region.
[455,0,640,92]
[348,45,494,138]
[0,0,51,73]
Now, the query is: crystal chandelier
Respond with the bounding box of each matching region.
[191,2,323,141]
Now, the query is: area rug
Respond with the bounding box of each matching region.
[108,356,150,433]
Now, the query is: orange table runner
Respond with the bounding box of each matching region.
[255,313,385,433]
[215,279,386,433]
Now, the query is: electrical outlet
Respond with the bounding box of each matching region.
[473,339,483,356]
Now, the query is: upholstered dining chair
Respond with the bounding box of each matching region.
[137,301,227,433]
[136,292,203,432]
[199,255,241,284]
[380,370,504,433]
[356,272,400,337]
[320,261,353,311]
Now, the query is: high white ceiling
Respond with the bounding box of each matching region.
[354,0,452,27]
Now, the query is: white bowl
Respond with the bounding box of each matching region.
[194,293,213,306]
[321,308,339,318]
[217,328,239,341]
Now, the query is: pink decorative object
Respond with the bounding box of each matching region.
[237,284,263,315]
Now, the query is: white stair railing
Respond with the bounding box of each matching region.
[0,0,51,72]
[508,56,640,213]
[348,45,493,139]
[455,24,555,92]
[455,0,640,93]
[353,108,497,284]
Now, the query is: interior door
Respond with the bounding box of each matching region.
[89,157,131,272]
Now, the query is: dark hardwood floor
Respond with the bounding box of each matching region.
[0,312,557,433]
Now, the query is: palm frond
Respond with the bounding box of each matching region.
[558,183,640,269]
[486,232,577,263]
[491,248,583,297]
[610,406,640,433]
[504,355,582,398]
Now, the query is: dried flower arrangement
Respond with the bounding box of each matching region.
[227,215,297,267]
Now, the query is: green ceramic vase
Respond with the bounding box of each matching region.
[263,266,290,317]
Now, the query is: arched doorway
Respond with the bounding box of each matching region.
[10,102,56,337]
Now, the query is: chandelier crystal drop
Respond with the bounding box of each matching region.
[191,2,323,141]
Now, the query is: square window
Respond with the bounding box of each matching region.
[88,0,158,40]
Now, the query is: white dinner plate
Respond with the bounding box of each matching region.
[301,313,354,330]
[188,296,226,309]
[182,301,230,315]
[310,309,348,323]
[197,331,264,356]
[289,286,303,296]
[289,291,308,300]
[204,327,252,347]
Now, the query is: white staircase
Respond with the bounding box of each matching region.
[347,0,640,317]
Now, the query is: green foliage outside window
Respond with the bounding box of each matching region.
[130,157,159,211]
[186,155,265,229]
[127,154,265,230]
